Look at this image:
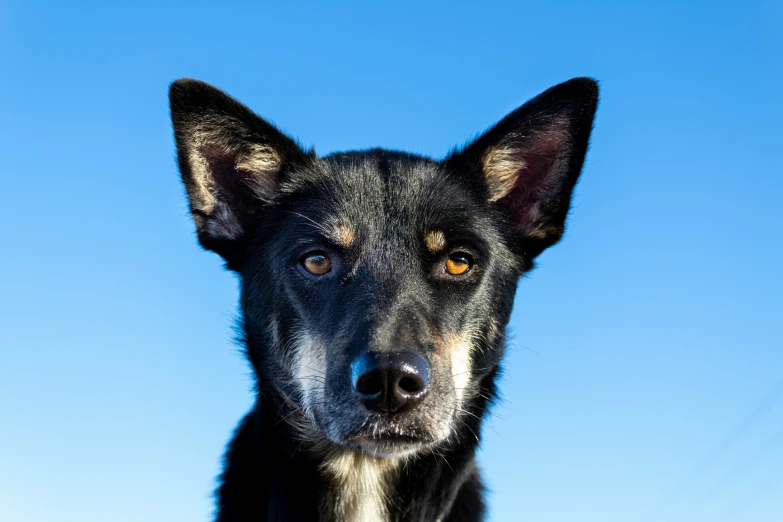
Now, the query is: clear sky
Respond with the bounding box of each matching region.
[1,2,782,521]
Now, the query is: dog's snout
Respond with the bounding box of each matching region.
[351,351,430,414]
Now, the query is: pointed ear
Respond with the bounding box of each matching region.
[169,79,308,265]
[446,77,598,262]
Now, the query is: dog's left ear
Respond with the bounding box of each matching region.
[446,77,598,262]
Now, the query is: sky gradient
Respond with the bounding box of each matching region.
[1,2,782,521]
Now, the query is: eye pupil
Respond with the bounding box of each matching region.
[302,253,332,275]
[445,254,472,276]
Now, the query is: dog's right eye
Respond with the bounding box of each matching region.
[301,252,332,275]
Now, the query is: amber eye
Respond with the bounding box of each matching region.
[302,252,332,275]
[445,253,472,276]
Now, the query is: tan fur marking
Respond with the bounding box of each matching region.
[267,315,281,348]
[322,450,398,522]
[236,144,281,200]
[527,224,564,240]
[185,124,283,238]
[331,224,356,248]
[432,327,474,404]
[186,147,219,210]
[482,122,571,204]
[487,316,500,345]
[291,331,326,420]
[235,143,281,173]
[482,145,525,202]
[425,230,447,253]
[445,332,473,403]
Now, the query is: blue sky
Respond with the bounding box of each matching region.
[1,2,782,521]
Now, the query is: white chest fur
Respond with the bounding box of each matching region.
[322,450,398,522]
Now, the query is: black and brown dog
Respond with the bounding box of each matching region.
[169,77,598,521]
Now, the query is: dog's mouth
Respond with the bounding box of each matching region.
[326,411,452,458]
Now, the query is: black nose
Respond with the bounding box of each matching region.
[351,351,430,414]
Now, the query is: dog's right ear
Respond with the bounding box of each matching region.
[169,79,308,266]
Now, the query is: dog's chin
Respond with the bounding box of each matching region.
[314,423,449,459]
[347,436,440,459]
[328,422,451,459]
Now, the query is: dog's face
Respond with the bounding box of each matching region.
[242,151,519,457]
[170,79,597,458]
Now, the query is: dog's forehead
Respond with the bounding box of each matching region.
[309,150,475,240]
[324,149,440,199]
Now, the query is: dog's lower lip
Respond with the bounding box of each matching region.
[342,429,430,449]
[350,434,421,444]
[339,419,443,447]
[344,429,441,453]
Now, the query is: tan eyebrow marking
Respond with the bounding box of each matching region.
[331,224,355,248]
[424,230,447,253]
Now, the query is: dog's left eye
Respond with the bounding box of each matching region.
[445,253,473,276]
[301,252,332,275]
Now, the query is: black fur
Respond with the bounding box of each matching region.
[169,77,598,521]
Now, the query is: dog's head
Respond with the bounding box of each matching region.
[170,79,597,458]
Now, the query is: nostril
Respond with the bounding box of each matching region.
[355,372,383,397]
[397,375,424,395]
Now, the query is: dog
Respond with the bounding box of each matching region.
[169,77,598,521]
